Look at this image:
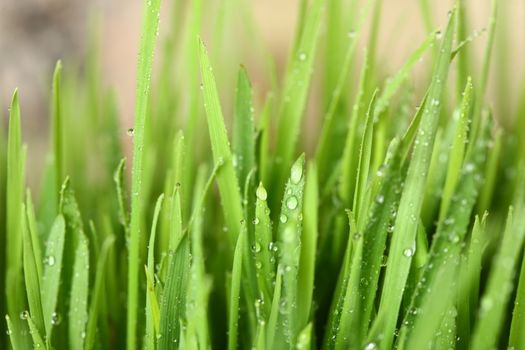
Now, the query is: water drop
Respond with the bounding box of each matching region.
[290,163,303,184]
[252,217,260,225]
[127,128,134,136]
[376,195,385,204]
[298,52,307,61]
[286,196,298,210]
[364,342,377,350]
[252,242,262,253]
[81,331,86,339]
[435,30,443,39]
[256,186,268,201]
[51,312,61,325]
[45,255,56,266]
[280,214,288,223]
[403,248,414,257]
[20,311,29,320]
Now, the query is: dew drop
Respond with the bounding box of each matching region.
[286,196,298,210]
[45,255,56,266]
[252,242,262,253]
[20,311,29,320]
[364,342,377,350]
[280,214,288,223]
[127,128,134,136]
[376,195,385,204]
[256,186,268,201]
[290,163,303,184]
[252,217,260,225]
[51,312,61,325]
[298,52,307,61]
[403,248,414,257]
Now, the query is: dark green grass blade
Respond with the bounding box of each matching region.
[21,203,45,339]
[41,215,66,339]
[69,233,89,350]
[228,223,246,350]
[233,66,256,189]
[6,89,31,350]
[199,39,243,248]
[127,0,162,346]
[366,11,456,349]
[158,234,190,349]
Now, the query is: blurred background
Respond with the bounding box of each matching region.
[1,0,524,182]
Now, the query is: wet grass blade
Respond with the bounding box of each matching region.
[158,234,190,349]
[26,315,46,349]
[471,204,525,350]
[69,233,89,350]
[275,155,306,348]
[6,89,31,350]
[41,215,66,339]
[127,0,162,346]
[366,11,456,349]
[199,39,243,248]
[52,61,64,198]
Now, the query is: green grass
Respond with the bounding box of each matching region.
[2,0,525,349]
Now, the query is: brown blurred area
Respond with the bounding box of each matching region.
[1,0,524,176]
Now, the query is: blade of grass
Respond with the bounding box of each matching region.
[275,155,306,348]
[21,203,45,339]
[228,222,245,350]
[127,0,162,346]
[158,234,190,349]
[85,235,115,350]
[233,66,255,189]
[52,61,64,203]
[41,215,66,339]
[366,10,456,349]
[509,243,525,348]
[6,89,31,350]
[26,315,46,349]
[199,38,243,248]
[69,233,89,350]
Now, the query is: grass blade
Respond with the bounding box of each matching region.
[366,10,456,349]
[127,0,162,346]
[199,39,243,248]
[69,233,89,350]
[228,223,245,350]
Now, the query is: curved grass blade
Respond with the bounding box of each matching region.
[228,222,246,350]
[85,235,115,350]
[199,39,243,248]
[113,158,129,234]
[127,0,162,346]
[366,11,456,349]
[69,233,89,350]
[158,234,190,349]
